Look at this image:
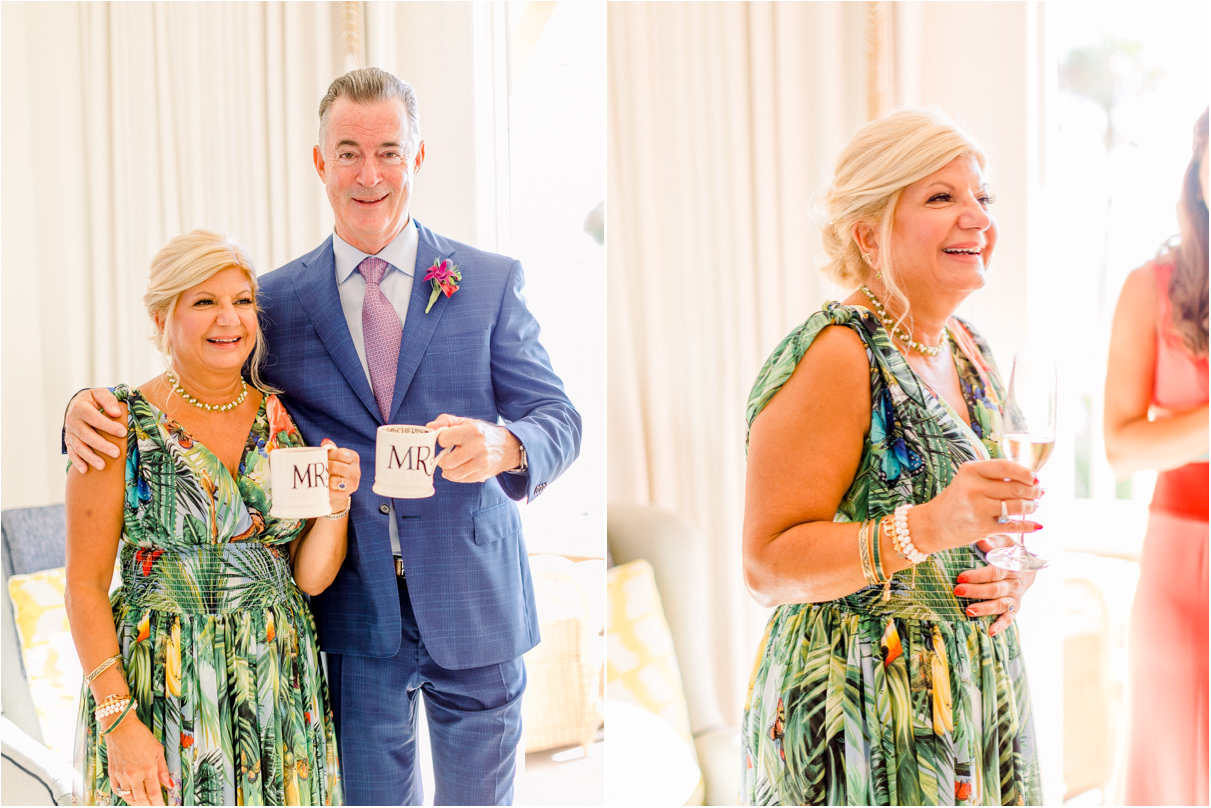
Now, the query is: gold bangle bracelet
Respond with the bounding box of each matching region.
[858,520,877,587]
[870,518,888,584]
[84,653,122,685]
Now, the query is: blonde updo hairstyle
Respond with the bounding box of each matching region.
[144,229,277,392]
[821,109,988,325]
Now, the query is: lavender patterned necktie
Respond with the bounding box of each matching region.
[357,256,401,420]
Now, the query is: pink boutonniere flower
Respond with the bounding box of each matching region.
[423,258,461,313]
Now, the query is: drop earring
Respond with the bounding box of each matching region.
[864,254,881,280]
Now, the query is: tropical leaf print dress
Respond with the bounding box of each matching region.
[75,385,343,806]
[742,303,1042,806]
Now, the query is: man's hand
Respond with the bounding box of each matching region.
[427,414,523,483]
[66,388,127,473]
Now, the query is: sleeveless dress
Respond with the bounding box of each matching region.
[742,303,1042,806]
[74,385,343,806]
[1121,259,1209,805]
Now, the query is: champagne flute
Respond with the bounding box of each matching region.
[987,352,1056,571]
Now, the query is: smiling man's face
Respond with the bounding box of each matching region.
[313,96,425,255]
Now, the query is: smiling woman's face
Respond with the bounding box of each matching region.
[159,266,258,377]
[888,154,998,295]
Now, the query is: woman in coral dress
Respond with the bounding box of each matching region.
[1104,109,1209,806]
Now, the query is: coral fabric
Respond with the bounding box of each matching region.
[1122,258,1209,806]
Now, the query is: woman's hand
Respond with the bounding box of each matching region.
[291,439,357,595]
[322,439,360,512]
[103,714,173,805]
[954,535,1039,636]
[913,459,1043,554]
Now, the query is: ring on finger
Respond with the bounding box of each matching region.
[1004,597,1016,613]
[997,500,1010,524]
[113,786,132,797]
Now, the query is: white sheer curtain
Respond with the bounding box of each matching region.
[2,1,347,507]
[1,2,512,512]
[607,1,872,719]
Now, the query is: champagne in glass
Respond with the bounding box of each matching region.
[987,352,1056,571]
[999,432,1055,473]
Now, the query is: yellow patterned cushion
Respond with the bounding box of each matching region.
[606,558,697,753]
[7,567,82,757]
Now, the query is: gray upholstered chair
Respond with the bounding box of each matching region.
[607,502,741,807]
[2,504,77,805]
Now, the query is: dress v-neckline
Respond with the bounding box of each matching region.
[129,386,266,484]
[853,304,991,460]
[903,336,991,461]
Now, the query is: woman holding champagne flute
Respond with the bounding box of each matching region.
[742,110,1044,805]
[1104,108,1208,806]
[65,230,359,805]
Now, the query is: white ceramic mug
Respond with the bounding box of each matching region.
[269,446,332,518]
[373,425,448,499]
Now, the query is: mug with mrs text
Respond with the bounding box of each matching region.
[373,425,447,499]
[268,446,332,518]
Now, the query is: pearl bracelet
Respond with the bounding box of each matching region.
[891,504,929,565]
[94,695,132,720]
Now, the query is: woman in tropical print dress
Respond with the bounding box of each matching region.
[742,110,1044,805]
[65,230,358,806]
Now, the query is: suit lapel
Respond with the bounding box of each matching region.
[292,238,381,420]
[391,221,455,419]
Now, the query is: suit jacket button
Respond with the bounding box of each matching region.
[379,504,390,514]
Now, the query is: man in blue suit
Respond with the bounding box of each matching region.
[65,67,581,805]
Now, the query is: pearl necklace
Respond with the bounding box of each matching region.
[165,370,248,412]
[857,285,947,357]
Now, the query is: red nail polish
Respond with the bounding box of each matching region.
[954,587,967,597]
[957,574,968,584]
[967,607,977,616]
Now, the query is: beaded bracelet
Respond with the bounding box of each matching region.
[84,653,122,685]
[100,698,138,738]
[891,504,929,565]
[94,695,131,721]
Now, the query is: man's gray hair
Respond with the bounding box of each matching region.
[318,67,421,153]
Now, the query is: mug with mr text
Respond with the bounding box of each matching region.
[373,425,447,499]
[268,446,332,518]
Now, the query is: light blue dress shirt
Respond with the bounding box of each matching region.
[333,219,419,385]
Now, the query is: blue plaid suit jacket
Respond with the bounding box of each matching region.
[257,221,581,669]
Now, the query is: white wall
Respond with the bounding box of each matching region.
[896,1,1037,369]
